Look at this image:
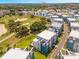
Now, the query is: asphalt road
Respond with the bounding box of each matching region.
[50,23,70,59]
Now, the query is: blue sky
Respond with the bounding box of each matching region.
[0,0,79,3]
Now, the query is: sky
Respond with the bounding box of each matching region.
[0,0,79,3]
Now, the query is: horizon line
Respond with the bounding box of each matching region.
[0,2,79,4]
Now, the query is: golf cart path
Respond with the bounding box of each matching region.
[0,33,15,43]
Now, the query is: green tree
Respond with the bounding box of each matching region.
[8,20,21,32]
[30,22,47,32]
[16,26,29,38]
[30,14,35,18]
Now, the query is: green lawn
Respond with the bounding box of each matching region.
[0,32,10,40]
[0,14,50,59]
[0,35,19,52]
[15,34,50,59]
[34,51,49,59]
[55,55,59,59]
[16,34,36,48]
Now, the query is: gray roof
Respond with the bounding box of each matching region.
[1,48,31,59]
[63,55,79,59]
[53,18,63,22]
[52,22,63,28]
[67,18,77,22]
[37,30,56,40]
[70,22,79,27]
[69,30,79,39]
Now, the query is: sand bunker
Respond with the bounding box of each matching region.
[15,18,27,22]
[0,24,7,36]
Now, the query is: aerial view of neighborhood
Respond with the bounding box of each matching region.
[0,0,79,59]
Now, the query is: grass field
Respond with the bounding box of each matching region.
[0,14,50,59]
[0,35,19,52]
[34,51,49,59]
[16,34,36,48]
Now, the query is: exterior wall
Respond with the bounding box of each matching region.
[73,38,79,52]
[70,26,79,31]
[51,27,62,36]
[51,35,57,45]
[27,54,31,59]
[33,41,41,51]
[41,42,49,54]
[33,34,57,54]
[67,40,73,51]
[74,16,79,19]
[67,37,74,51]
[41,35,57,54]
[30,48,34,59]
[67,37,79,52]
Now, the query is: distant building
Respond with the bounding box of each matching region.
[1,48,34,59]
[48,22,63,36]
[62,14,73,22]
[34,10,48,17]
[74,14,79,20]
[67,30,79,52]
[51,15,59,18]
[67,18,77,25]
[17,10,30,15]
[0,11,4,17]
[61,55,79,59]
[32,30,57,54]
[51,18,64,24]
[46,13,53,18]
[70,22,79,31]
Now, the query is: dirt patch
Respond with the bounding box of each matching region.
[0,24,7,36]
[15,18,27,22]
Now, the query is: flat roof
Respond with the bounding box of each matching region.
[74,14,79,17]
[37,30,56,40]
[62,14,69,17]
[53,18,63,22]
[70,23,79,27]
[1,48,30,59]
[51,15,59,18]
[63,55,79,59]
[69,30,79,39]
[52,22,63,28]
[67,18,77,22]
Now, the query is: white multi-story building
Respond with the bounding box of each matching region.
[32,30,57,54]
[48,22,63,36]
[67,30,79,52]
